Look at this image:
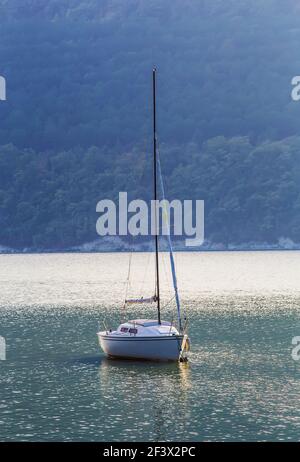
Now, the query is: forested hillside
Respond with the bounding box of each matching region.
[0,0,300,250]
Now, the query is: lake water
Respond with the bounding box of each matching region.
[0,251,299,441]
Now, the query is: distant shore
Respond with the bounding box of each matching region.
[1,237,299,254]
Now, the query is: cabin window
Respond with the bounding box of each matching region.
[129,328,138,334]
[120,327,128,333]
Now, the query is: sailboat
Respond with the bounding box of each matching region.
[97,68,190,361]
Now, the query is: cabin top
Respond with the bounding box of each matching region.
[129,319,172,327]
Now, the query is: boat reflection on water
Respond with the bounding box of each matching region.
[97,358,192,441]
[151,362,192,441]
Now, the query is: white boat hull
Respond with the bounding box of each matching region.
[98,333,184,361]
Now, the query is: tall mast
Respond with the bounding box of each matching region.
[153,67,161,325]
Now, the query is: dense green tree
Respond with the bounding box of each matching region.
[0,1,300,249]
[0,136,300,249]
